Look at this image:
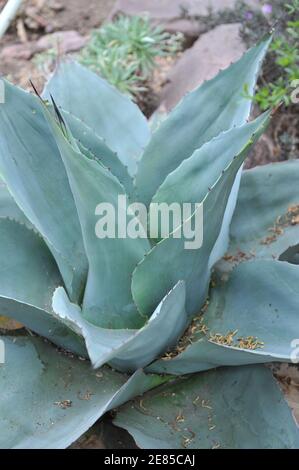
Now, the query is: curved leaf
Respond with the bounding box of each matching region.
[0,336,166,449]
[0,181,31,227]
[152,113,269,262]
[132,114,270,318]
[52,281,187,372]
[43,60,150,176]
[114,365,299,449]
[0,81,88,302]
[209,169,242,269]
[135,35,272,206]
[226,160,299,265]
[110,281,188,372]
[148,259,299,375]
[149,109,167,133]
[152,116,268,207]
[0,218,85,356]
[43,106,150,329]
[61,109,135,199]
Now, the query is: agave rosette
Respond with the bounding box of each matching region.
[0,34,299,449]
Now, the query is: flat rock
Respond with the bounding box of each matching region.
[109,0,261,36]
[159,23,246,112]
[244,134,277,169]
[0,43,36,61]
[0,30,87,61]
[162,18,205,37]
[36,30,88,53]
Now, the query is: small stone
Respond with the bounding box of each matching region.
[45,24,55,34]
[24,6,48,29]
[109,0,262,36]
[0,31,88,62]
[159,23,246,112]
[109,0,236,20]
[35,30,88,54]
[162,19,206,37]
[49,1,65,12]
[0,43,35,61]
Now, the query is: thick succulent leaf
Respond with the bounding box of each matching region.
[61,109,135,199]
[148,259,299,375]
[0,218,86,356]
[110,281,188,372]
[0,181,31,227]
[135,35,271,206]
[106,369,171,410]
[0,336,166,449]
[132,114,270,318]
[208,169,242,269]
[226,160,299,265]
[152,113,269,236]
[0,81,88,302]
[52,281,187,372]
[114,365,299,449]
[204,259,299,360]
[43,61,150,176]
[152,116,268,206]
[149,109,167,133]
[43,108,150,329]
[150,116,271,266]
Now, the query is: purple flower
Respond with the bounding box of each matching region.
[245,11,254,20]
[262,4,273,15]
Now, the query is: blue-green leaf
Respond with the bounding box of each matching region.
[114,365,299,449]
[43,61,150,176]
[61,109,135,199]
[148,259,299,375]
[226,160,299,265]
[42,106,150,329]
[0,218,86,356]
[0,181,31,227]
[52,281,187,372]
[0,336,166,449]
[151,113,269,266]
[132,114,270,318]
[152,116,269,207]
[135,35,272,206]
[0,81,88,302]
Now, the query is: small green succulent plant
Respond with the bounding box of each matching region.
[79,15,183,98]
[0,34,299,449]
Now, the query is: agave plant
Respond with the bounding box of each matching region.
[0,34,299,449]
